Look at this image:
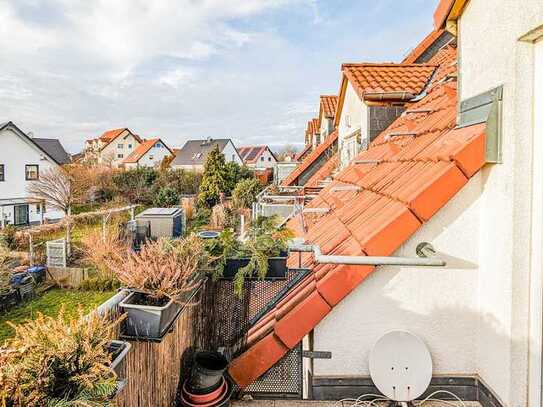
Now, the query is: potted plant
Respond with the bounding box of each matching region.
[0,309,130,406]
[110,236,207,339]
[205,216,293,295]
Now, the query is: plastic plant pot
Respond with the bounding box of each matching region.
[119,291,181,339]
[107,340,132,378]
[183,377,226,404]
[180,377,233,407]
[188,351,228,395]
[222,251,288,280]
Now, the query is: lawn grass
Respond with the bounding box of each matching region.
[0,288,115,344]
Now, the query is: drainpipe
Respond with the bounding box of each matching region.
[289,242,445,267]
[363,91,416,102]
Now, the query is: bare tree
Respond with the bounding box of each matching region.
[27,167,73,215]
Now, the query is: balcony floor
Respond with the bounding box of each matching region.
[233,401,482,406]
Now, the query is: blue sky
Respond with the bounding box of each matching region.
[0,0,439,153]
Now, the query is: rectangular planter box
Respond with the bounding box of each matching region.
[119,291,181,339]
[107,340,131,378]
[222,252,288,280]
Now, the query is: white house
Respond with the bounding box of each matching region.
[335,62,439,168]
[122,138,173,169]
[84,128,142,167]
[170,138,242,171]
[228,3,543,405]
[318,95,338,142]
[0,121,66,226]
[237,146,277,169]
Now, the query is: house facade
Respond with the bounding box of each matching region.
[84,128,142,167]
[336,63,436,168]
[122,138,173,169]
[0,122,66,226]
[227,2,543,406]
[170,138,242,171]
[318,95,338,143]
[237,146,277,169]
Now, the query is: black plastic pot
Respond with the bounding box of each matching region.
[188,351,228,395]
[222,251,288,280]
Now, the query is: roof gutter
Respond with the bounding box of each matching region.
[363,91,416,102]
[289,242,446,267]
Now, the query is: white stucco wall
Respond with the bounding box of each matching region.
[223,141,243,165]
[313,174,482,377]
[253,148,277,169]
[338,82,368,168]
[320,118,334,140]
[0,126,63,224]
[99,131,140,167]
[125,142,172,169]
[457,1,543,405]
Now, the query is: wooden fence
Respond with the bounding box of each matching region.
[46,266,89,288]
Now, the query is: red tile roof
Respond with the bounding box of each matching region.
[320,95,338,119]
[304,152,339,188]
[97,128,142,151]
[402,29,446,64]
[281,129,338,186]
[295,144,312,161]
[238,146,274,164]
[122,138,171,164]
[229,45,488,388]
[342,63,437,101]
[99,128,127,142]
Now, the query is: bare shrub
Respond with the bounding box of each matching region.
[106,235,207,301]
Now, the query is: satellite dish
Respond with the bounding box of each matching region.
[369,330,432,403]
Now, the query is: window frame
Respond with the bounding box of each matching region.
[25,164,39,181]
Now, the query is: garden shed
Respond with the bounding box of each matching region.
[135,207,185,239]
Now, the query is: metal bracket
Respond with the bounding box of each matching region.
[302,351,332,359]
[458,85,503,164]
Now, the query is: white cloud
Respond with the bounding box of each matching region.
[0,0,435,153]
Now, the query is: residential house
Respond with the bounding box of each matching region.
[122,138,173,169]
[227,2,542,404]
[318,95,338,142]
[335,63,436,168]
[237,145,277,169]
[0,121,67,226]
[170,138,242,171]
[305,118,320,149]
[84,128,142,167]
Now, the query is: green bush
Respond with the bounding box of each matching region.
[111,167,158,204]
[153,169,202,196]
[232,178,263,209]
[153,187,180,207]
[189,207,212,232]
[224,162,254,193]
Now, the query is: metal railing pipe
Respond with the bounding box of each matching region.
[288,243,446,267]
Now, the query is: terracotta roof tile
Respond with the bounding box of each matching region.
[122,138,170,164]
[403,30,446,64]
[282,130,338,186]
[99,128,126,142]
[229,45,489,388]
[320,95,339,119]
[295,144,312,161]
[304,153,339,188]
[238,145,272,164]
[342,63,437,100]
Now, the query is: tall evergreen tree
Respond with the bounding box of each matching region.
[197,146,228,207]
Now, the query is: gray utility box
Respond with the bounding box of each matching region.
[135,207,185,239]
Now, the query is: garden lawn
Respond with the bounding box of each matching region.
[0,288,115,344]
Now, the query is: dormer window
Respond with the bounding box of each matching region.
[192,153,202,160]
